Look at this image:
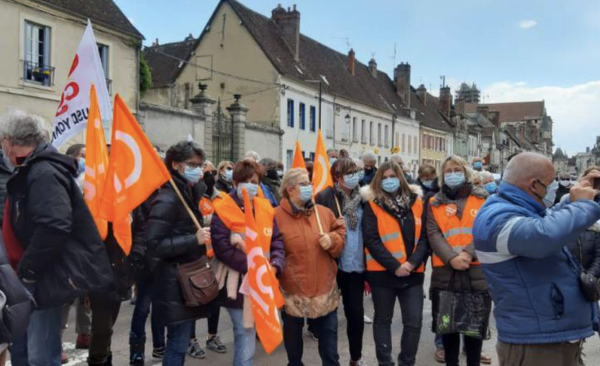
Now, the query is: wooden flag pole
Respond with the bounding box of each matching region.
[312,200,324,235]
[169,177,202,230]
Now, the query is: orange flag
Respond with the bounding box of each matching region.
[83,85,108,240]
[312,130,333,194]
[101,95,171,254]
[242,188,284,354]
[292,140,306,170]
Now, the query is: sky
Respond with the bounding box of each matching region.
[115,0,600,156]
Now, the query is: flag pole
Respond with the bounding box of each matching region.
[169,177,202,231]
[312,200,324,235]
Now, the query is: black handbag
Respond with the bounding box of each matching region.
[436,270,492,339]
[578,239,600,302]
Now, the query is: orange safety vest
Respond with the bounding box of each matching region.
[200,192,224,258]
[429,195,485,267]
[213,193,274,257]
[365,198,425,273]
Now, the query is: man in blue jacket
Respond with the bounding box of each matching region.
[473,152,600,366]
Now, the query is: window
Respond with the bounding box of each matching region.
[361,120,367,144]
[286,149,293,169]
[352,117,358,142]
[98,44,110,93]
[309,152,315,161]
[24,21,53,86]
[287,99,294,127]
[402,133,406,153]
[377,123,382,146]
[408,134,412,153]
[309,106,316,132]
[369,122,374,145]
[299,103,306,130]
[384,125,389,147]
[413,136,418,154]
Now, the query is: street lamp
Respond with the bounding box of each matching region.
[305,79,323,130]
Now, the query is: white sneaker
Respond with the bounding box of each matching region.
[363,315,373,324]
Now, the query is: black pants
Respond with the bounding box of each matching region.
[337,270,365,362]
[282,310,340,366]
[371,283,423,366]
[442,333,482,366]
[88,294,122,364]
[190,301,221,338]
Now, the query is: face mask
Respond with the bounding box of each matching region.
[237,182,259,201]
[77,158,86,175]
[299,184,313,203]
[381,177,400,193]
[559,180,570,187]
[203,172,215,192]
[266,169,279,181]
[542,181,559,208]
[473,162,483,170]
[342,173,360,190]
[364,167,374,175]
[277,170,284,179]
[223,169,233,181]
[444,172,465,189]
[421,180,433,189]
[329,158,337,165]
[484,182,497,194]
[183,166,202,184]
[358,170,365,180]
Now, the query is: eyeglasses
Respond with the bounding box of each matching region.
[185,161,202,169]
[298,181,312,187]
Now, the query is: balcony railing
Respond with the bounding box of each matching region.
[23,60,55,87]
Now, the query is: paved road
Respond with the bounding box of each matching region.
[24,273,600,365]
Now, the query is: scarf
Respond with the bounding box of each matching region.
[334,184,361,230]
[376,191,411,216]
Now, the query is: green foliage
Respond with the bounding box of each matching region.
[139,53,152,97]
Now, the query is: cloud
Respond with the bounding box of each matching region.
[519,20,537,29]
[483,80,600,156]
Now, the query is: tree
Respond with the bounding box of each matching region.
[139,53,152,97]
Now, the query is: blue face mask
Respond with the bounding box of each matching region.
[473,162,483,170]
[183,166,202,184]
[237,182,259,201]
[330,158,337,165]
[444,172,466,189]
[484,182,497,194]
[223,169,233,182]
[421,179,433,189]
[343,173,360,190]
[382,177,400,193]
[77,158,86,175]
[299,184,313,202]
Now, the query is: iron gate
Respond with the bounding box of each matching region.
[212,99,233,163]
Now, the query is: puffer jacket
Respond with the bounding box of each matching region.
[427,184,489,292]
[145,172,208,326]
[0,154,12,226]
[6,143,113,309]
[566,223,600,278]
[275,199,346,318]
[473,182,600,344]
[130,190,160,281]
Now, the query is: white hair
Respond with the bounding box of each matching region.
[244,150,261,162]
[362,151,376,164]
[0,111,50,146]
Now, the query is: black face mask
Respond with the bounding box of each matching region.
[203,173,216,195]
[266,169,279,181]
[364,167,374,174]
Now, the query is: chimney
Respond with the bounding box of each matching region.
[394,63,411,108]
[439,86,452,118]
[153,38,159,47]
[272,4,300,60]
[416,84,427,105]
[185,33,194,42]
[455,97,465,115]
[368,58,377,78]
[348,49,355,76]
[488,110,500,128]
[476,104,489,119]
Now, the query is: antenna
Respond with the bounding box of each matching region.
[440,75,446,88]
[333,37,351,51]
[390,42,397,66]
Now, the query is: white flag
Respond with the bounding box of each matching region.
[51,20,111,148]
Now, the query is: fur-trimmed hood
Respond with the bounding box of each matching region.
[360,184,423,202]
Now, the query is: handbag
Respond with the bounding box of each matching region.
[578,239,600,302]
[176,255,219,307]
[436,270,492,339]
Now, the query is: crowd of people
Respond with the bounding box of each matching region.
[0,111,600,366]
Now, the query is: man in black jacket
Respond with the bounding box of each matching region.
[0,111,113,366]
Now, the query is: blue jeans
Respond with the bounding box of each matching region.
[227,307,256,366]
[163,321,193,366]
[11,305,63,366]
[130,277,165,349]
[282,310,340,366]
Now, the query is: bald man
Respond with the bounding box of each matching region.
[473,152,600,366]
